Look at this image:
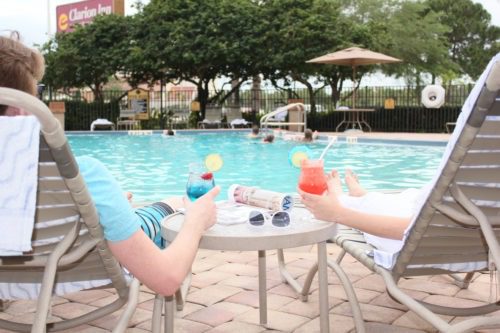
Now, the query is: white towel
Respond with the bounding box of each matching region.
[0,116,40,255]
[230,118,249,127]
[90,118,114,131]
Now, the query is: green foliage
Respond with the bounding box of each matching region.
[127,0,265,117]
[188,111,200,128]
[426,0,500,80]
[308,105,461,133]
[42,0,499,113]
[64,100,120,131]
[42,14,133,101]
[260,0,348,113]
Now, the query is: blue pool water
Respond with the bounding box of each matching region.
[67,132,446,202]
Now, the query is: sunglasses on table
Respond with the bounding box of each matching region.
[248,210,291,227]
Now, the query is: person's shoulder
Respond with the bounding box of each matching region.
[76,156,108,173]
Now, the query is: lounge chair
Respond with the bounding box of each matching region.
[223,106,252,128]
[116,109,140,130]
[198,105,222,129]
[282,55,500,333]
[0,88,140,332]
[90,118,115,131]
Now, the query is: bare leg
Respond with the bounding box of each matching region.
[125,191,133,203]
[161,196,185,211]
[329,170,343,196]
[345,169,367,197]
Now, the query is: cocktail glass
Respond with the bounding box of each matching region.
[298,159,327,195]
[186,163,215,201]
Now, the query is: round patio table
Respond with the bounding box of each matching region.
[160,205,336,333]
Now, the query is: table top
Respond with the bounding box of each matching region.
[161,205,337,251]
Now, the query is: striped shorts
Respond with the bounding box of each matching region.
[135,202,175,248]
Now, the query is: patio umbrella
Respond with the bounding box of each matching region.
[307,47,402,108]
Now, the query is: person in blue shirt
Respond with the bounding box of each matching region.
[1,32,220,297]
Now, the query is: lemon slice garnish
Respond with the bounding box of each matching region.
[289,146,311,168]
[291,151,309,168]
[205,153,223,172]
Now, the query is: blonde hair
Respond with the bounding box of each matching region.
[0,32,45,97]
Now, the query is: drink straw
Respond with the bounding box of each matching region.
[318,138,336,160]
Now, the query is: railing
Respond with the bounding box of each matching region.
[42,84,472,132]
[260,103,306,132]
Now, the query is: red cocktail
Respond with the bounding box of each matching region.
[298,159,327,195]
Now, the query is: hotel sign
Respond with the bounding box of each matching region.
[56,0,124,33]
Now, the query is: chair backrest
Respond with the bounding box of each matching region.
[0,88,129,298]
[393,58,500,278]
[119,109,138,120]
[225,107,243,123]
[204,106,222,122]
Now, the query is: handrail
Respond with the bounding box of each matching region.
[260,103,306,132]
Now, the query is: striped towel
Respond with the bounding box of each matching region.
[0,116,40,255]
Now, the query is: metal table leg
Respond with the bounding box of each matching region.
[317,241,330,332]
[258,250,267,325]
[152,294,164,333]
[164,295,175,333]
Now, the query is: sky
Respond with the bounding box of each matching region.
[0,0,499,48]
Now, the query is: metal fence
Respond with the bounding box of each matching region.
[42,84,472,132]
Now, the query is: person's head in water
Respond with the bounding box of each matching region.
[303,129,314,142]
[252,125,260,135]
[263,134,275,143]
[167,129,175,136]
[248,125,260,138]
[0,32,45,115]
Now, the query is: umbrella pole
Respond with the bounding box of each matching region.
[352,65,356,109]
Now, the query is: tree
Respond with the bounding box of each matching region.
[339,0,453,87]
[426,0,500,80]
[260,0,347,113]
[42,14,132,101]
[128,0,266,118]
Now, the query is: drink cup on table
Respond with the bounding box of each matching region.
[186,163,215,201]
[298,159,327,195]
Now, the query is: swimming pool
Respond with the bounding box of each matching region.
[67,131,446,202]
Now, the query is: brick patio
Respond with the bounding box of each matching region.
[1,244,497,333]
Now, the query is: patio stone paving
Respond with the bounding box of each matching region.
[0,245,495,332]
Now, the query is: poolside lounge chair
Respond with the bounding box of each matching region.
[198,105,222,129]
[90,118,115,131]
[223,106,252,128]
[116,109,140,130]
[0,88,140,332]
[284,55,500,333]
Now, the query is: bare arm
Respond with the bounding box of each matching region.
[298,177,411,240]
[109,186,220,296]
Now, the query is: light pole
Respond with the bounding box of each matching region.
[47,0,51,36]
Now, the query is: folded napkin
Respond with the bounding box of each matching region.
[0,116,40,255]
[216,201,254,225]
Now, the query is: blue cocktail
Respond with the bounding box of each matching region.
[186,164,215,201]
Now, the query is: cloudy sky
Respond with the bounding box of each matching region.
[1,0,499,48]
